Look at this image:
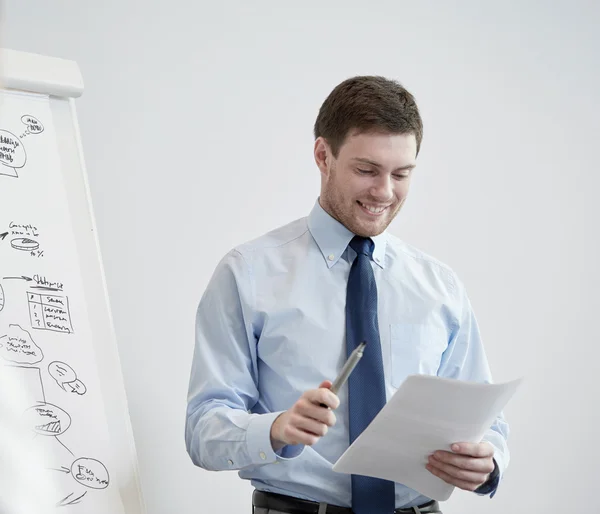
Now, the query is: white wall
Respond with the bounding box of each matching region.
[2,2,598,513]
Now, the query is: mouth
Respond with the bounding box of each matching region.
[357,200,389,217]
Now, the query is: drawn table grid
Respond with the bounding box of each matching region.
[27,292,74,333]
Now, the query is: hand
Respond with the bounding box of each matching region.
[426,442,495,492]
[270,380,339,451]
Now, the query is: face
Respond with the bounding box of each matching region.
[315,130,417,237]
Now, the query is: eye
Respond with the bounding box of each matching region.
[357,168,374,175]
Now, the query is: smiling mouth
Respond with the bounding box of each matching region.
[357,200,389,216]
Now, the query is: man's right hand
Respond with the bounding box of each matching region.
[270,380,340,451]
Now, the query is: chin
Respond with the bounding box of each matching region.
[352,221,388,238]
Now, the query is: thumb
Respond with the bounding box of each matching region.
[319,380,333,390]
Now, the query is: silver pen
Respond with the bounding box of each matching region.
[320,342,366,406]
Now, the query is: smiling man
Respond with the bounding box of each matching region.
[185,76,507,514]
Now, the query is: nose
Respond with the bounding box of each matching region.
[369,174,394,202]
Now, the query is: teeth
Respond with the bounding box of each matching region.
[360,202,386,214]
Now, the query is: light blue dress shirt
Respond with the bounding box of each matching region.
[185,199,509,509]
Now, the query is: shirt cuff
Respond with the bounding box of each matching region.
[474,458,500,497]
[246,411,305,465]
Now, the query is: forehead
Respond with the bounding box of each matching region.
[339,130,417,162]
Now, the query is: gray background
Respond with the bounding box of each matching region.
[2,1,598,513]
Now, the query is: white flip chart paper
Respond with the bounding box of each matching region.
[0,90,126,513]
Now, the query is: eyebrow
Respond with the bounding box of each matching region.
[351,157,416,171]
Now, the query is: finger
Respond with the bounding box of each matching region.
[319,380,333,389]
[317,381,337,409]
[306,387,339,409]
[430,451,495,474]
[425,463,483,492]
[427,456,489,484]
[293,415,330,438]
[449,442,494,458]
[280,424,321,446]
[296,400,337,426]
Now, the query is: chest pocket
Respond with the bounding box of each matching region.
[389,323,448,388]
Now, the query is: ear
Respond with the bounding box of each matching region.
[314,137,332,177]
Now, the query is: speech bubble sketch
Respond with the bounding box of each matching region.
[20,115,44,137]
[71,458,109,490]
[0,283,4,311]
[48,361,76,388]
[65,379,87,395]
[23,402,72,436]
[48,361,87,395]
[0,324,44,364]
[0,130,27,178]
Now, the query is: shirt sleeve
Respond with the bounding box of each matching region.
[184,249,304,471]
[437,274,510,497]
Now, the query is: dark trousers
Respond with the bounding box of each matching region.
[252,490,442,514]
[254,508,442,514]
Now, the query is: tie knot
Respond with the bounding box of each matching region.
[349,236,374,258]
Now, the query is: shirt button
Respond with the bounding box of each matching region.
[328,254,334,261]
[227,459,233,465]
[259,451,267,460]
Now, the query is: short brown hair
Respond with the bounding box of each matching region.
[313,75,423,157]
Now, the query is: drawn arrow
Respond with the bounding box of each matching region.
[3,276,33,281]
[0,232,8,241]
[57,491,87,507]
[48,466,71,474]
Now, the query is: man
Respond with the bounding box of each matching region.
[185,76,508,514]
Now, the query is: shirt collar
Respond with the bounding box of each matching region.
[307,198,387,269]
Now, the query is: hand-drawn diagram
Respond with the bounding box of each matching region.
[71,458,109,489]
[0,324,44,364]
[3,273,64,292]
[2,364,45,409]
[20,115,44,138]
[11,237,39,251]
[1,327,108,508]
[29,274,64,292]
[28,292,74,334]
[24,401,72,435]
[49,361,87,395]
[1,275,66,324]
[1,105,113,510]
[0,115,43,178]
[0,129,26,178]
[1,222,45,258]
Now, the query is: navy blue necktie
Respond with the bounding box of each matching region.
[346,236,396,514]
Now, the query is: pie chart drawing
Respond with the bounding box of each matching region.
[11,237,39,251]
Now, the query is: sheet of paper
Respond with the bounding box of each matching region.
[332,374,522,501]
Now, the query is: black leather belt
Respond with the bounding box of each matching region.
[253,490,441,514]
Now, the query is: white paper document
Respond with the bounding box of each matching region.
[332,374,522,501]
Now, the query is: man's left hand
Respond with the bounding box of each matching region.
[426,442,495,492]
